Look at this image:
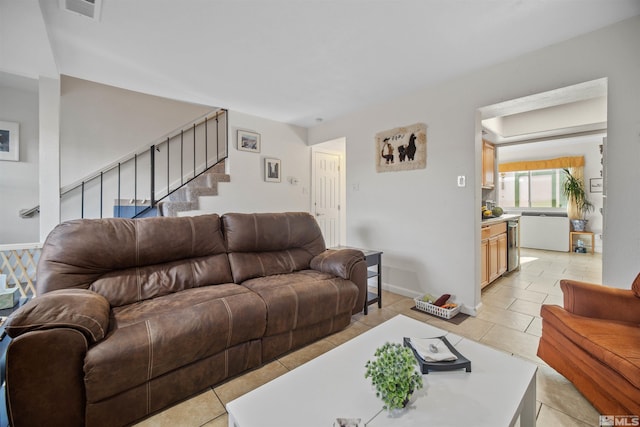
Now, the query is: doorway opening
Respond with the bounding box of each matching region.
[478,78,607,280]
[311,137,346,248]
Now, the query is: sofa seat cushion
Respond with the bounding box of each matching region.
[241,270,358,336]
[84,284,266,403]
[541,305,640,389]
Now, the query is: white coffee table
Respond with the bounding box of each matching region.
[227,314,537,427]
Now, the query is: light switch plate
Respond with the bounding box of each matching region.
[457,176,466,187]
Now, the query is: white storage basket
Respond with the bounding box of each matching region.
[414,296,461,320]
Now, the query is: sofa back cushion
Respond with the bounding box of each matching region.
[37,214,233,307]
[223,212,326,283]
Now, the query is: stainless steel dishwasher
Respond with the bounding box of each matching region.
[507,219,520,272]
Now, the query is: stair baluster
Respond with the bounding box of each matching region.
[54,109,227,221]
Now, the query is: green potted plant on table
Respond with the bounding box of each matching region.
[364,342,423,411]
[562,168,595,231]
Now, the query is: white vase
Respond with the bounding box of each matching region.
[571,219,588,231]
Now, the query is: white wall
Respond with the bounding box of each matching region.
[498,135,605,252]
[309,16,640,310]
[197,111,311,214]
[0,0,58,79]
[59,76,213,187]
[39,77,61,241]
[0,82,40,244]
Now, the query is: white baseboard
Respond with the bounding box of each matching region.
[379,283,422,299]
[462,301,481,317]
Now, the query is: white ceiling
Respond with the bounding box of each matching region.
[4,1,640,128]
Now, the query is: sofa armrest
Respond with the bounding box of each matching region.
[310,249,364,279]
[560,279,640,324]
[7,329,88,427]
[310,249,368,314]
[5,289,111,344]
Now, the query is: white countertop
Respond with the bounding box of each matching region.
[481,213,521,226]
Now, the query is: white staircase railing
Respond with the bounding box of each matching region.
[59,108,228,221]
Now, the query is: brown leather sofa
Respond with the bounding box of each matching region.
[537,277,640,415]
[4,212,367,427]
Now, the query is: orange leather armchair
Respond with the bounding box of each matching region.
[537,277,640,415]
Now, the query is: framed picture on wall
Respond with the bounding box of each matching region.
[0,121,19,161]
[237,130,261,153]
[590,177,603,193]
[264,158,281,182]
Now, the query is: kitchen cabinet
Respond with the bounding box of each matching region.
[488,236,499,282]
[481,238,489,288]
[481,221,507,288]
[482,140,495,189]
[497,232,507,276]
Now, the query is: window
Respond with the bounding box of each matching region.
[499,169,568,209]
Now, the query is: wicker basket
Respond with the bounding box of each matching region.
[414,296,461,320]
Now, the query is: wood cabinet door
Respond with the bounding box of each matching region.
[497,233,507,276]
[482,141,495,189]
[488,236,499,282]
[481,239,489,288]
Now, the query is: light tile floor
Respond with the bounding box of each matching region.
[134,248,603,427]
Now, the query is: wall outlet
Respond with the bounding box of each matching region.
[457,176,466,187]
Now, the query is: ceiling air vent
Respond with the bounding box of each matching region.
[60,0,103,21]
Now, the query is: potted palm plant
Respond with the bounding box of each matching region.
[364,342,423,411]
[562,168,594,231]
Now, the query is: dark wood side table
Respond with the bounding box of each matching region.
[331,246,383,315]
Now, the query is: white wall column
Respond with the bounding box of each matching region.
[38,76,60,241]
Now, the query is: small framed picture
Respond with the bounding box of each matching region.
[0,121,19,162]
[264,158,281,182]
[334,418,363,427]
[237,130,260,153]
[590,177,603,193]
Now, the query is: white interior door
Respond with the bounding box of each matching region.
[312,151,341,248]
